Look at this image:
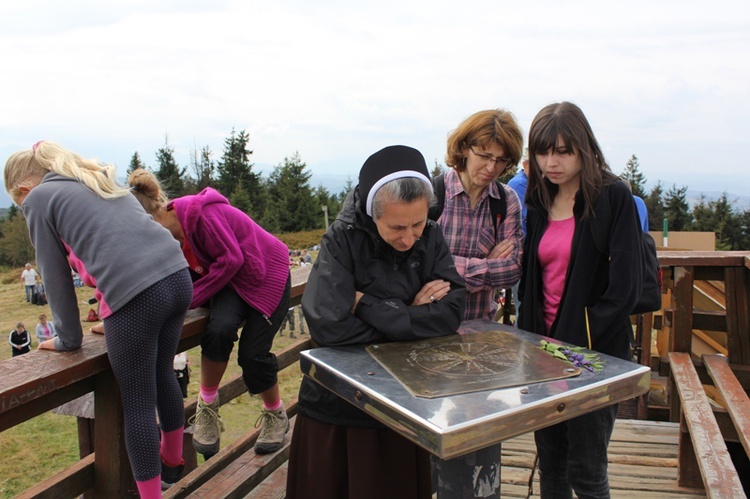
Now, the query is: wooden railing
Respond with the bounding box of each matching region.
[659,251,750,496]
[3,254,750,497]
[0,266,311,498]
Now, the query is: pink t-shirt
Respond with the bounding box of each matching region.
[538,216,575,332]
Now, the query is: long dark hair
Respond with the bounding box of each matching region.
[526,102,616,218]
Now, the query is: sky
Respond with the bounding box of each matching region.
[1,0,749,208]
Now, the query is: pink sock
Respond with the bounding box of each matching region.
[136,475,162,499]
[160,427,184,467]
[200,384,219,404]
[264,398,283,411]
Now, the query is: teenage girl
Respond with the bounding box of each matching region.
[517,102,643,498]
[4,141,191,497]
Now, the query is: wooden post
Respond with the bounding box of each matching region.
[637,312,654,419]
[724,266,750,365]
[670,266,695,354]
[670,266,694,423]
[94,369,137,497]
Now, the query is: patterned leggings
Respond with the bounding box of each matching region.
[103,269,192,482]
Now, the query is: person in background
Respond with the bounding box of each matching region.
[129,169,291,459]
[36,313,57,342]
[295,306,307,335]
[633,195,649,232]
[286,145,466,499]
[21,263,39,303]
[622,179,650,233]
[508,147,530,315]
[280,307,299,339]
[518,102,642,498]
[300,249,312,264]
[9,322,32,356]
[173,352,190,399]
[5,141,191,497]
[508,147,530,237]
[434,109,524,322]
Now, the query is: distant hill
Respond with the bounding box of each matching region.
[685,190,750,211]
[307,171,750,213]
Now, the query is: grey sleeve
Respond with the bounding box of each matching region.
[24,203,83,351]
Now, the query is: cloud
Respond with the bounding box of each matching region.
[1,0,749,210]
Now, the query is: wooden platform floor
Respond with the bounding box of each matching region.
[246,419,707,498]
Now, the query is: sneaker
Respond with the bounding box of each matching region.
[189,396,225,455]
[254,405,290,454]
[161,459,185,490]
[289,333,297,339]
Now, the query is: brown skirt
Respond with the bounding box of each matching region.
[286,413,432,499]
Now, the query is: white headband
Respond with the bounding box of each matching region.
[365,171,433,217]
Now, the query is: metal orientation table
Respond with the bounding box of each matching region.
[299,319,651,496]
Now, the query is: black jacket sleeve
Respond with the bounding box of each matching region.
[585,182,642,347]
[301,224,389,347]
[355,227,465,340]
[302,223,465,347]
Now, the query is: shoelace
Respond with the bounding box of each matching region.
[254,411,279,438]
[188,404,225,431]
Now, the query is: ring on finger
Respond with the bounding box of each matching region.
[429,295,435,302]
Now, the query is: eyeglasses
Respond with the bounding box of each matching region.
[469,147,512,170]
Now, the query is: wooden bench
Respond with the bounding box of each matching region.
[668,351,747,497]
[164,403,299,498]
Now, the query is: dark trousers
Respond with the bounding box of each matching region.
[534,404,618,499]
[200,275,291,394]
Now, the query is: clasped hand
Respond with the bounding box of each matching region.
[412,279,450,306]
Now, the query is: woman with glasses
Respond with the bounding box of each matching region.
[434,109,525,321]
[518,102,642,498]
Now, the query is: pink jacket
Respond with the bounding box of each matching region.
[170,188,289,317]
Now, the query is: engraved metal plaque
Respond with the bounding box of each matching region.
[301,319,651,458]
[367,329,580,398]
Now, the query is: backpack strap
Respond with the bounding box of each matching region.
[489,180,507,230]
[428,173,508,231]
[428,173,446,222]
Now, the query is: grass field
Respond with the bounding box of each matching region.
[0,265,306,497]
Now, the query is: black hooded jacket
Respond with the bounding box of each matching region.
[517,179,641,360]
[299,187,466,427]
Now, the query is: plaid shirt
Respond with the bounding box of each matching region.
[437,169,523,320]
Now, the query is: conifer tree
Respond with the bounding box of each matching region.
[216,129,261,210]
[621,154,647,199]
[431,160,445,178]
[127,151,147,175]
[154,138,186,197]
[190,145,215,192]
[645,182,664,232]
[663,184,691,231]
[262,152,318,232]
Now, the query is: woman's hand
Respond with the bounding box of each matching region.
[413,279,451,306]
[350,291,364,315]
[488,240,514,260]
[37,338,57,351]
[90,323,104,334]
